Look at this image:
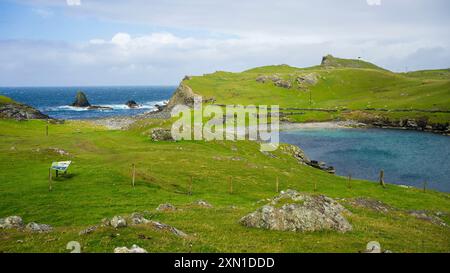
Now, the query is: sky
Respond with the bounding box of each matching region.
[0,0,449,86]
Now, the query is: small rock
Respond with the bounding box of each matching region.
[194,200,213,208]
[130,213,150,225]
[0,216,24,229]
[150,128,173,141]
[79,225,98,235]
[408,210,446,226]
[25,222,53,233]
[110,216,127,228]
[156,203,177,212]
[114,244,147,253]
[348,198,391,214]
[101,218,111,226]
[149,221,187,237]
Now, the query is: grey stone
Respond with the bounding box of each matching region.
[0,216,24,229]
[130,213,150,225]
[110,216,127,228]
[114,244,147,253]
[25,222,53,233]
[240,190,352,233]
[149,221,187,237]
[150,128,173,141]
[156,203,177,212]
[79,225,98,235]
[194,200,213,208]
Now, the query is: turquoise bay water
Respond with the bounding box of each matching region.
[280,128,450,192]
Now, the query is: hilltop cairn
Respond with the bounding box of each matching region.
[71,91,112,110]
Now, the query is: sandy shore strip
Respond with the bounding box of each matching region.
[280,120,367,131]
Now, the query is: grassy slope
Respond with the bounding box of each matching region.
[186,60,450,123]
[0,95,15,105]
[0,119,449,253]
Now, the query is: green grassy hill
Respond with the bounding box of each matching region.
[0,119,449,253]
[184,55,450,123]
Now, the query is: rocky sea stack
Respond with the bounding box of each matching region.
[71,91,91,107]
[125,100,139,108]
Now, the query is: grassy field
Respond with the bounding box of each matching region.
[0,119,449,253]
[185,56,450,123]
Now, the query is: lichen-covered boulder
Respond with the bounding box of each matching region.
[129,212,150,225]
[110,216,127,228]
[25,222,53,233]
[156,203,177,212]
[0,216,24,229]
[114,244,147,253]
[149,128,173,141]
[240,190,352,233]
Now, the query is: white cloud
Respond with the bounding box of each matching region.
[1,0,449,85]
[66,0,81,6]
[367,0,381,6]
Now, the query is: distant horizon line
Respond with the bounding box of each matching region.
[0,84,179,88]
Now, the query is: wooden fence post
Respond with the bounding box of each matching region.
[379,170,386,188]
[132,164,136,187]
[348,174,352,189]
[229,177,233,194]
[46,125,48,136]
[48,168,52,191]
[189,176,193,195]
[276,176,279,193]
[423,181,427,192]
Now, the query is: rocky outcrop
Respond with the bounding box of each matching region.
[296,73,318,90]
[157,203,177,211]
[408,210,447,227]
[279,144,334,173]
[0,216,24,229]
[279,144,310,164]
[367,117,450,135]
[126,100,139,108]
[79,225,98,235]
[0,216,53,233]
[25,222,53,233]
[256,74,292,89]
[148,220,188,237]
[0,102,50,120]
[166,83,196,110]
[240,190,352,233]
[149,128,173,141]
[71,91,91,107]
[110,216,127,228]
[194,200,213,208]
[348,198,392,214]
[114,244,147,253]
[308,160,336,174]
[70,91,112,110]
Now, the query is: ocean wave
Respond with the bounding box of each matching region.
[44,100,168,112]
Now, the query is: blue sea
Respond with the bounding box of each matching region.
[280,128,450,192]
[0,86,176,119]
